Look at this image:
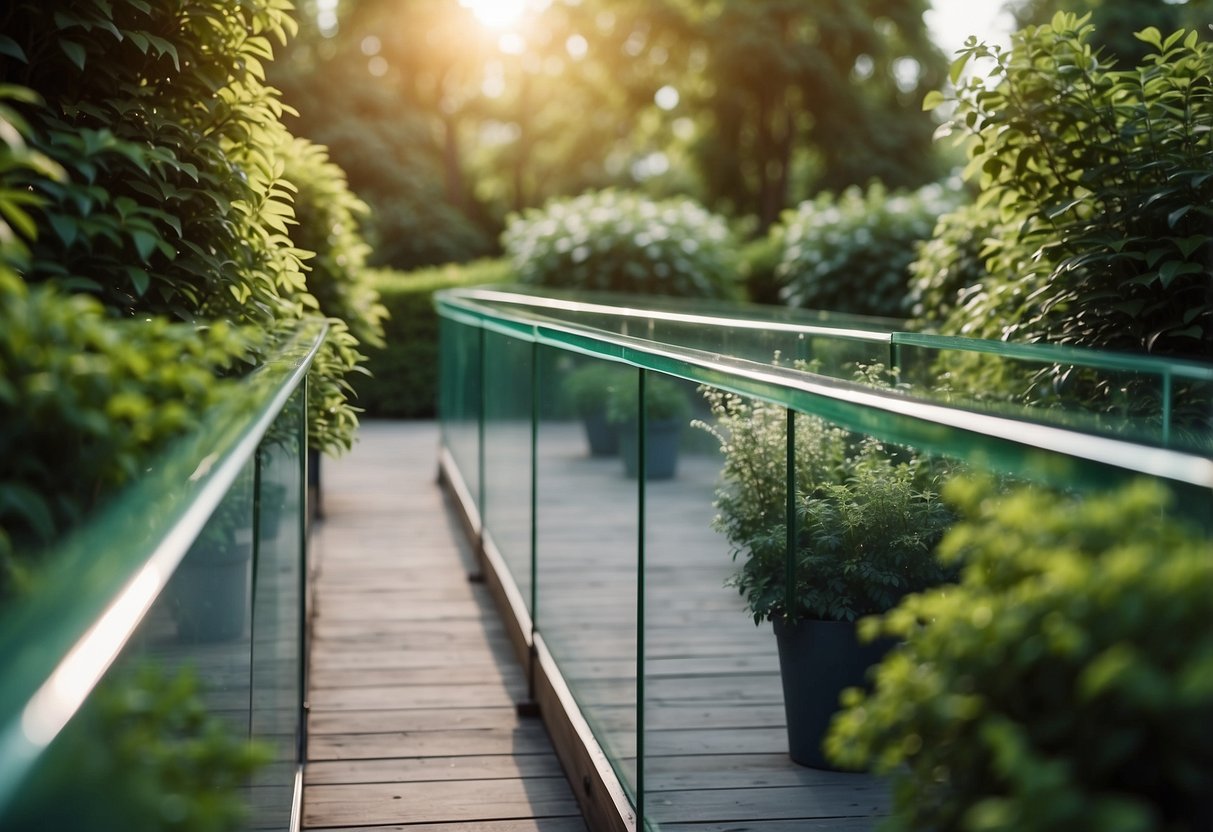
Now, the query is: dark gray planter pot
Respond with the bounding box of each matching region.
[773,617,893,769]
[581,410,620,457]
[618,418,681,480]
[170,538,252,643]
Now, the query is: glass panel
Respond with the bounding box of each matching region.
[441,315,483,509]
[483,329,534,609]
[249,388,306,828]
[643,382,788,830]
[3,461,260,828]
[536,349,640,798]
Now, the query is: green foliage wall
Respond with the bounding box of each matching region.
[927,16,1213,361]
[0,0,383,456]
[356,259,514,419]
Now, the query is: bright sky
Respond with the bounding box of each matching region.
[925,0,1017,58]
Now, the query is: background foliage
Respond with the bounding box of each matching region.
[274,0,949,251]
[504,189,737,298]
[355,259,514,418]
[777,181,960,318]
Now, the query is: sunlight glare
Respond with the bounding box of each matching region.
[461,0,527,29]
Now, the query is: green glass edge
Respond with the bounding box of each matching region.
[439,288,1211,380]
[891,331,1213,381]
[0,319,328,809]
[436,291,1212,490]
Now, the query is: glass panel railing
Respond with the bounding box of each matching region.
[0,322,323,830]
[249,387,307,829]
[436,287,1212,832]
[483,327,535,611]
[440,314,484,520]
[438,288,1213,454]
[535,351,640,798]
[642,381,791,829]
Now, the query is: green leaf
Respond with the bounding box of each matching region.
[48,214,78,247]
[1167,206,1192,228]
[0,35,28,63]
[922,90,945,111]
[125,265,150,296]
[1134,27,1163,50]
[131,229,157,261]
[59,40,86,70]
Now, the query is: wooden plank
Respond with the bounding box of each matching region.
[312,818,588,832]
[646,783,889,823]
[308,681,521,712]
[306,753,568,786]
[309,706,524,735]
[655,819,879,832]
[303,778,583,827]
[645,754,871,790]
[309,724,558,761]
[309,665,525,692]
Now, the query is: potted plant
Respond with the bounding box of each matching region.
[168,472,255,643]
[565,363,631,456]
[609,374,692,480]
[698,377,955,768]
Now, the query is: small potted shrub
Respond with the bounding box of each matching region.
[565,363,632,457]
[828,477,1213,828]
[608,374,692,480]
[698,371,955,768]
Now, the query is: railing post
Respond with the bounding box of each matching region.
[529,339,540,701]
[1162,369,1173,448]
[785,407,797,621]
[635,367,647,830]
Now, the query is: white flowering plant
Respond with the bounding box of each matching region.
[777,181,960,318]
[502,189,738,298]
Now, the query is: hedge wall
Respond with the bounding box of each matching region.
[355,259,514,418]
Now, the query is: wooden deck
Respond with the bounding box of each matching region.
[304,420,886,832]
[304,421,587,832]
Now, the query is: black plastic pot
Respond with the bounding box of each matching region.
[581,410,620,457]
[773,617,893,769]
[618,418,681,480]
[169,537,252,643]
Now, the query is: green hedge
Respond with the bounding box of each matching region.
[355,259,514,418]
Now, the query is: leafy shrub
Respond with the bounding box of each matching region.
[738,231,786,305]
[0,0,379,454]
[829,477,1213,831]
[278,136,388,455]
[0,274,253,597]
[777,181,960,318]
[605,373,692,424]
[9,664,271,832]
[696,366,955,624]
[503,190,738,299]
[355,259,514,418]
[566,363,632,418]
[930,16,1213,360]
[907,200,999,325]
[280,137,386,350]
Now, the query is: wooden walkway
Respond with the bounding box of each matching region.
[304,420,887,832]
[303,421,588,832]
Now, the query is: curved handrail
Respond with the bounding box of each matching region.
[0,319,327,811]
[436,289,1213,490]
